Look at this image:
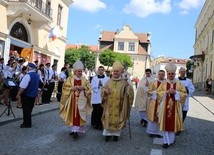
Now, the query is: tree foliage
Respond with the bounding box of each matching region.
[99,49,133,69]
[65,46,96,69]
[186,60,193,78]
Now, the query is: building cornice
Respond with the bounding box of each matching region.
[194,10,214,45]
[195,0,211,28]
[61,0,74,6]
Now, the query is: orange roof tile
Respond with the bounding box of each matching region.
[99,31,149,43]
[99,31,115,42]
[160,58,188,64]
[66,44,98,52]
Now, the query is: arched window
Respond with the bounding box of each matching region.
[10,22,28,42]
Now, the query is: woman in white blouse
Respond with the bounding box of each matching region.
[35,64,46,105]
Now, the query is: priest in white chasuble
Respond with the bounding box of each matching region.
[134,68,154,127]
[178,67,195,122]
[146,70,165,137]
[156,63,187,148]
[101,61,134,142]
[59,60,92,139]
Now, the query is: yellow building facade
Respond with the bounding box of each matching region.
[98,25,151,79]
[0,0,72,71]
[192,0,214,89]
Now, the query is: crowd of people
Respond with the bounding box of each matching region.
[58,60,195,149]
[0,56,196,149]
[0,56,69,107]
[0,55,70,128]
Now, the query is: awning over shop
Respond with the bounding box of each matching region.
[189,54,205,61]
[9,37,32,48]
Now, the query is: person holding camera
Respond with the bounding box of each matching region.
[0,60,16,105]
[16,63,39,128]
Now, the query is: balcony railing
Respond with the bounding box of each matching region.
[8,0,52,19]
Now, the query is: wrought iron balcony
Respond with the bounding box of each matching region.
[7,0,52,20]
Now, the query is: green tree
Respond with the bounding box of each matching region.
[186,60,193,79]
[99,49,133,69]
[99,49,117,68]
[65,46,96,69]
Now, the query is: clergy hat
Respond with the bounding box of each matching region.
[73,60,84,71]
[165,63,177,72]
[28,63,37,69]
[112,61,124,71]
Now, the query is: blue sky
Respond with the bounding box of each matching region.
[67,0,205,59]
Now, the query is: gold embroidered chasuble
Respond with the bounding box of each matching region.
[101,77,134,131]
[156,79,187,132]
[147,80,162,122]
[59,76,92,126]
[134,76,154,111]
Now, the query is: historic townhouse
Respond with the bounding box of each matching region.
[0,0,73,70]
[150,56,188,78]
[191,0,214,90]
[98,25,151,78]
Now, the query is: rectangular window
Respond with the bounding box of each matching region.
[212,29,214,43]
[46,0,51,17]
[0,40,4,57]
[57,5,63,26]
[210,61,212,77]
[128,42,135,51]
[118,42,124,51]
[36,0,42,10]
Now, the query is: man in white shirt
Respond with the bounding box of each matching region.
[47,64,58,102]
[42,63,51,103]
[16,63,39,128]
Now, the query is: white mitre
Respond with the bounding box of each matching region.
[165,63,177,72]
[73,60,84,71]
[112,60,124,71]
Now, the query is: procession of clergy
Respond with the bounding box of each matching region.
[59,60,195,149]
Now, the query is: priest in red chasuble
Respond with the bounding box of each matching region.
[59,60,92,139]
[146,70,165,137]
[156,63,187,148]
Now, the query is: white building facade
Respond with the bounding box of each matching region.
[0,0,73,70]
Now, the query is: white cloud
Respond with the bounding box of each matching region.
[123,0,172,18]
[94,24,102,29]
[178,0,205,14]
[180,10,189,15]
[72,0,106,13]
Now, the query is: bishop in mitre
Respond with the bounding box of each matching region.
[59,60,92,139]
[101,61,134,142]
[156,63,187,148]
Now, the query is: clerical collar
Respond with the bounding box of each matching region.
[178,77,186,80]
[97,74,105,78]
[166,79,176,84]
[74,76,81,80]
[112,76,123,81]
[158,79,164,82]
